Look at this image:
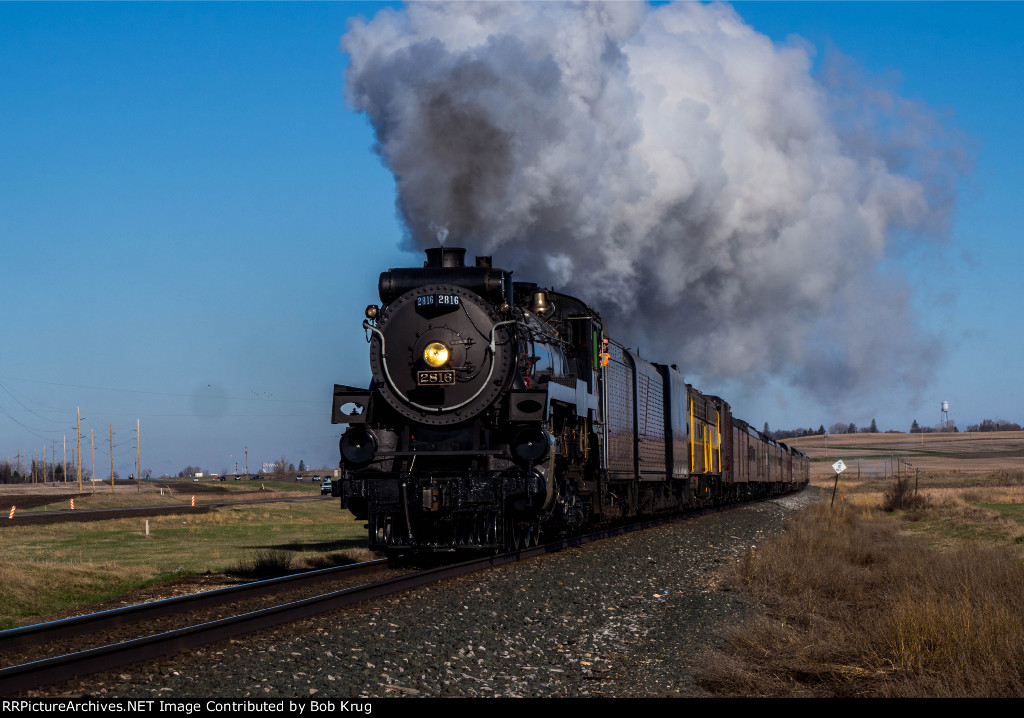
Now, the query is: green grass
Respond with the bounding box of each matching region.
[0,499,367,628]
[984,502,1024,526]
[893,497,1024,551]
[902,514,1018,546]
[0,562,185,630]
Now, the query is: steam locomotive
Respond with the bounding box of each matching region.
[331,247,808,554]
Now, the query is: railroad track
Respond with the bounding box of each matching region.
[1,491,800,696]
[0,557,400,695]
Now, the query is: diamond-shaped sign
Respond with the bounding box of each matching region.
[833,459,847,474]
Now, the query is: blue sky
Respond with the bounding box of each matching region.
[1,2,1021,478]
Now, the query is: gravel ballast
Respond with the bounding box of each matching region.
[30,488,821,698]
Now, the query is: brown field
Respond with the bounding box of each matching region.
[788,430,1024,479]
[784,430,1024,509]
[0,478,320,513]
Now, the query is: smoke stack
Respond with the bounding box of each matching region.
[424,247,466,268]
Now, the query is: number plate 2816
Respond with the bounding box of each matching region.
[417,370,455,386]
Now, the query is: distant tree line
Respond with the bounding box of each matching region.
[768,417,1024,436]
[272,456,296,475]
[763,419,892,441]
[826,419,881,435]
[965,418,1023,432]
[0,458,104,484]
[762,424,827,441]
[908,419,942,433]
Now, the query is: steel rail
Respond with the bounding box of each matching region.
[0,558,389,654]
[0,552,515,696]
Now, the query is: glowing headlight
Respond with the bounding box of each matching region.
[423,341,450,368]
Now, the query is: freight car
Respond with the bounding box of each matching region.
[331,247,808,554]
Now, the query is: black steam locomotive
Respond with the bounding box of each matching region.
[331,247,808,554]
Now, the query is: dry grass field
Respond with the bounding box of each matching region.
[786,430,1024,511]
[698,430,1024,697]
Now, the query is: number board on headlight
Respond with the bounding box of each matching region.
[415,294,460,308]
[417,370,456,386]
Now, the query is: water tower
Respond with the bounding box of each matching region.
[941,400,951,431]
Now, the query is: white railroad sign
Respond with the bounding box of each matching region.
[832,459,847,474]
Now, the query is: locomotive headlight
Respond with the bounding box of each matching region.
[340,426,377,468]
[511,427,553,464]
[423,341,450,368]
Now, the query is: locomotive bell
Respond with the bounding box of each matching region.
[530,290,552,317]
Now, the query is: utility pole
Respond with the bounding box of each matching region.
[52,438,55,482]
[136,419,141,493]
[109,424,115,493]
[245,446,248,476]
[77,407,83,492]
[91,429,95,493]
[63,436,67,484]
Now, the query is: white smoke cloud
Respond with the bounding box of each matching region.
[342,1,968,405]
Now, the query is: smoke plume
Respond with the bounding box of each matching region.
[343,2,968,405]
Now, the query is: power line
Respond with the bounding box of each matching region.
[0,381,67,420]
[0,402,54,441]
[0,375,321,404]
